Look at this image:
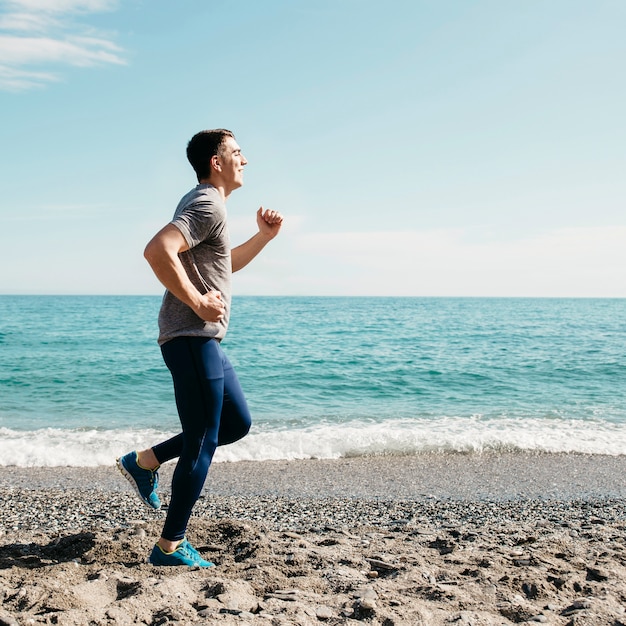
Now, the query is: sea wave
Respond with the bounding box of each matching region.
[1,416,625,467]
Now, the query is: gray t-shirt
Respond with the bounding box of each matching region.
[157,184,231,345]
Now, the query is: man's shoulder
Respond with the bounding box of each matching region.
[175,185,224,216]
[182,184,222,204]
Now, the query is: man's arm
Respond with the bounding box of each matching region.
[231,207,284,273]
[144,224,225,322]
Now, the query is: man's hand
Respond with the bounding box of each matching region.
[193,290,225,322]
[256,207,284,240]
[231,207,285,273]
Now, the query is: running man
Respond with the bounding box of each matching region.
[117,129,283,567]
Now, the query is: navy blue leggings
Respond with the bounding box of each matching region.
[152,336,251,541]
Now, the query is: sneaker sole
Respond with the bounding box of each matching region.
[148,555,215,568]
[116,457,161,510]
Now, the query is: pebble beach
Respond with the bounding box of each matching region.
[1,453,625,625]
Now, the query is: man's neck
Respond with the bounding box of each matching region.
[198,178,229,202]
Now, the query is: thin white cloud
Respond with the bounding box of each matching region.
[0,35,124,66]
[0,62,56,89]
[0,11,55,31]
[0,0,124,91]
[294,226,626,297]
[3,0,115,14]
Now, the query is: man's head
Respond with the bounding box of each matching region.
[186,129,236,183]
[187,130,248,195]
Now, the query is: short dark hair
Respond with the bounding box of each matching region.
[186,129,235,182]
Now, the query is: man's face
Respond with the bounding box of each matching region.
[216,136,247,192]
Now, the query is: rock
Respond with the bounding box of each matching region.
[586,566,609,582]
[352,597,377,620]
[561,599,592,616]
[360,597,377,611]
[265,589,299,602]
[367,558,397,572]
[498,603,536,623]
[105,607,133,624]
[196,600,222,618]
[354,586,377,600]
[213,580,261,613]
[0,611,19,626]
[283,531,301,539]
[522,582,539,599]
[316,605,334,620]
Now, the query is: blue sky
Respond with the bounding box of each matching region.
[1,0,624,296]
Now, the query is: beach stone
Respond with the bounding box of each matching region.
[316,605,334,620]
[283,531,301,539]
[586,566,609,581]
[213,580,260,613]
[498,602,536,623]
[132,527,147,539]
[266,589,299,602]
[0,611,19,626]
[351,597,377,620]
[354,586,378,601]
[105,607,133,624]
[196,600,223,617]
[359,597,377,611]
[217,591,260,613]
[367,557,397,572]
[561,599,592,616]
[522,581,539,599]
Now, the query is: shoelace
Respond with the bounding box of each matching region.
[179,541,204,564]
[139,468,158,490]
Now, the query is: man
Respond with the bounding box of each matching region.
[117,129,283,567]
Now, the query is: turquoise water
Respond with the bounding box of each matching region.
[1,296,625,466]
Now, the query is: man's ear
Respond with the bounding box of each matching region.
[210,154,222,173]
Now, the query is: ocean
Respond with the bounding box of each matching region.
[1,296,625,467]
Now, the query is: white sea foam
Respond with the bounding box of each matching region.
[1,416,625,467]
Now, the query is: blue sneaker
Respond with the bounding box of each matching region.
[149,539,215,567]
[116,451,161,510]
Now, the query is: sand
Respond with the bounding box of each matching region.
[1,453,625,625]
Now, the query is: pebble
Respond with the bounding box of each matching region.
[266,589,299,602]
[366,558,396,572]
[0,612,20,626]
[354,587,377,601]
[359,597,377,611]
[562,599,592,616]
[316,606,334,620]
[1,474,626,626]
[2,485,626,538]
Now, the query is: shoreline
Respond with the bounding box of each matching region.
[1,453,625,625]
